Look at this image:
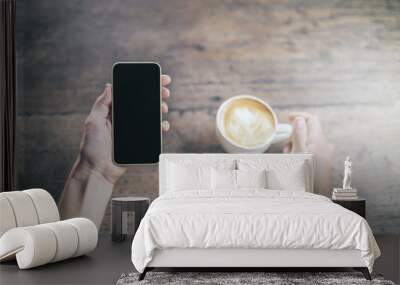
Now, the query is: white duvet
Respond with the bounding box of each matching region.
[131,190,380,273]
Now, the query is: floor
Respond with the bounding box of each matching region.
[374,235,400,284]
[0,234,398,285]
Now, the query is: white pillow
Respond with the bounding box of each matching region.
[212,168,236,190]
[236,169,267,189]
[267,167,306,191]
[237,158,309,192]
[167,162,212,191]
[211,169,268,190]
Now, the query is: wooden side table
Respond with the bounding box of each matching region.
[332,198,366,218]
[111,197,150,242]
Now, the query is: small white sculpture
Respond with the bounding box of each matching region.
[342,156,352,190]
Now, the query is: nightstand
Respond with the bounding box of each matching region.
[332,198,366,218]
[111,197,150,242]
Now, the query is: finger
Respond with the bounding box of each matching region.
[103,83,112,107]
[162,87,170,99]
[91,84,112,118]
[288,112,314,122]
[162,75,172,86]
[291,117,307,153]
[161,101,168,113]
[283,142,292,154]
[162,120,170,131]
[103,83,113,122]
[288,112,323,143]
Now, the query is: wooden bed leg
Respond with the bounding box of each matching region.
[362,268,372,281]
[138,268,148,281]
[354,267,371,280]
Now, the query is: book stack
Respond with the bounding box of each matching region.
[332,188,358,200]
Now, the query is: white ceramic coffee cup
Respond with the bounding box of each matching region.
[216,95,292,153]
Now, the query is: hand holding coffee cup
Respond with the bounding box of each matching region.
[216,95,292,153]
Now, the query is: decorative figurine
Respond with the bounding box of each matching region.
[342,156,352,190]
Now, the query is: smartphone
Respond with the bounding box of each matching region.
[112,62,162,165]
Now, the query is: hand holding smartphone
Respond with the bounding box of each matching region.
[112,62,162,165]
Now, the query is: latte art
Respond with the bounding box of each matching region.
[223,99,275,148]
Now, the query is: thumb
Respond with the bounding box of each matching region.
[91,84,112,118]
[291,116,307,153]
[283,142,292,154]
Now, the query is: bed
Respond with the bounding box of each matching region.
[131,154,380,280]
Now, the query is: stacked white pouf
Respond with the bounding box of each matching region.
[0,189,98,269]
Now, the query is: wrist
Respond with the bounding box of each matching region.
[72,158,117,185]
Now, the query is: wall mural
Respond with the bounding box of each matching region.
[16,0,400,233]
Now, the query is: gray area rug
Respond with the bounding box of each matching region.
[117,272,396,285]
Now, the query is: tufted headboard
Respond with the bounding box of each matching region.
[159,153,314,195]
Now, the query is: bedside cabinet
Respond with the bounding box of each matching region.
[111,197,150,242]
[332,198,366,218]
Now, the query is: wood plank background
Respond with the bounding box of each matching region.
[15,0,400,233]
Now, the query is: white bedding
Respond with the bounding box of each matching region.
[131,190,380,273]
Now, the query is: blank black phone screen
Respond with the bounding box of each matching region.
[113,63,161,164]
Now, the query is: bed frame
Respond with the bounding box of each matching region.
[138,154,372,281]
[139,248,370,280]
